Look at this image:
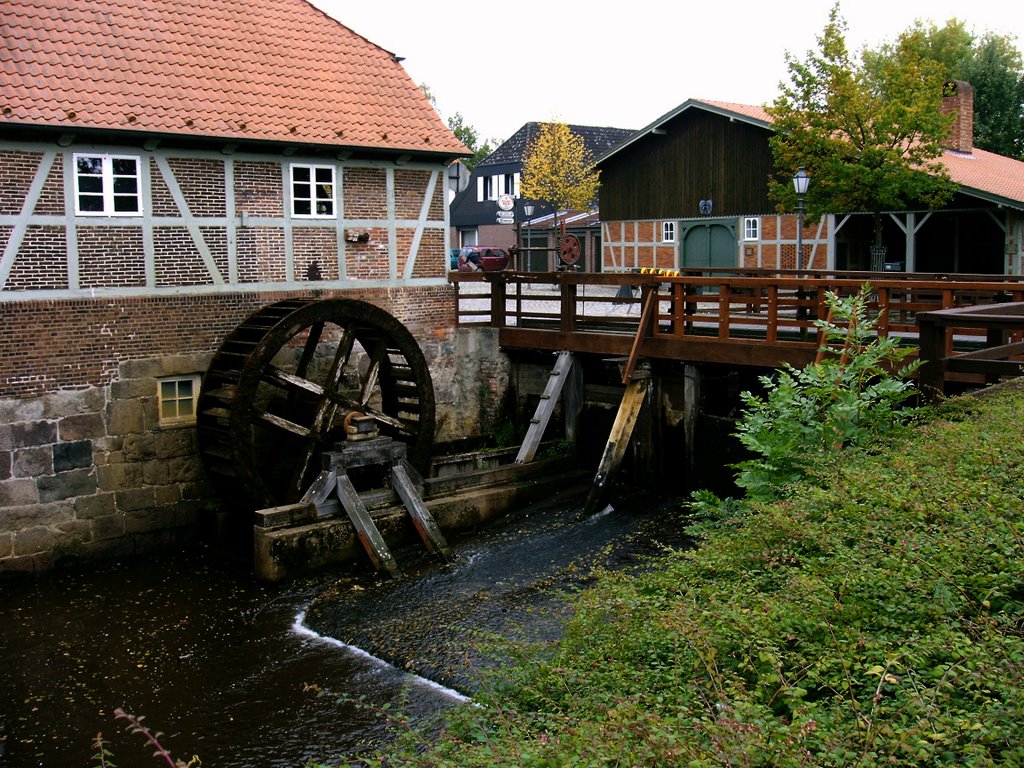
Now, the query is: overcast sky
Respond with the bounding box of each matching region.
[308,0,1023,145]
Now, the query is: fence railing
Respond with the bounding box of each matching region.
[452,270,1024,351]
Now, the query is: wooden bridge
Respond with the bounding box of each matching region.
[451,269,1024,398]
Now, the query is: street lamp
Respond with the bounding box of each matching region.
[792,168,810,272]
[523,203,534,271]
[792,168,810,336]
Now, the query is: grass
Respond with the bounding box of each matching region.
[358,380,1024,767]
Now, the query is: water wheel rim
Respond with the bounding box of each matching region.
[199,298,434,512]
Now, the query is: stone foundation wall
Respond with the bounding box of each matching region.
[0,326,512,575]
[0,354,210,574]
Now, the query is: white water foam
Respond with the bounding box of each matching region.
[291,611,471,703]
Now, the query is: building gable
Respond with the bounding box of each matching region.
[598,108,774,220]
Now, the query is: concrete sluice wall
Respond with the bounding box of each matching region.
[253,445,591,582]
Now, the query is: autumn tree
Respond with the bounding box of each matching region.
[520,122,600,225]
[767,4,958,250]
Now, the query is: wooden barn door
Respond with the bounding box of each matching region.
[680,221,737,270]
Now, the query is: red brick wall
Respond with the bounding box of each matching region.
[0,287,456,400]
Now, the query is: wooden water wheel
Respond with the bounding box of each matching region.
[197,298,435,511]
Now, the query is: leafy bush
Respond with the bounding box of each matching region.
[364,381,1024,767]
[733,284,920,500]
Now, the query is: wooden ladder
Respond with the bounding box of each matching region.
[516,350,574,464]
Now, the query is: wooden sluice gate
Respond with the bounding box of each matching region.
[274,436,452,578]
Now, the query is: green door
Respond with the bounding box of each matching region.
[680,221,737,271]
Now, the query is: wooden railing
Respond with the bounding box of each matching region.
[450,270,1024,388]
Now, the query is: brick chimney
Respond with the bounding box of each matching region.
[940,79,974,154]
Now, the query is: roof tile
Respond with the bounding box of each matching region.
[1,0,468,156]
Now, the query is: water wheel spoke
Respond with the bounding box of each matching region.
[359,342,387,409]
[294,321,325,379]
[263,365,325,397]
[256,409,311,437]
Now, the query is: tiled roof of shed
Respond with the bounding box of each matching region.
[0,0,468,156]
[480,122,636,166]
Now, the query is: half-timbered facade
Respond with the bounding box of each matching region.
[597,85,1024,275]
[0,0,469,572]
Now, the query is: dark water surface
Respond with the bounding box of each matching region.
[1,487,688,767]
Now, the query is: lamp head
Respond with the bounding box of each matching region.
[793,167,810,196]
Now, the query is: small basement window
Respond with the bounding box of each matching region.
[158,375,200,426]
[743,217,761,241]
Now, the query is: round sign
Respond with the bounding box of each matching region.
[497,194,514,211]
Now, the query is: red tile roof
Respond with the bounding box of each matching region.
[0,0,468,157]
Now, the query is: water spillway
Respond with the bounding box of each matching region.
[0,488,688,767]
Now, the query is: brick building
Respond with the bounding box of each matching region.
[0,0,471,572]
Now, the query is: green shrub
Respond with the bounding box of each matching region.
[733,284,920,500]
[363,381,1024,767]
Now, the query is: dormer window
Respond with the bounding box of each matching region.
[74,154,142,216]
[291,164,336,218]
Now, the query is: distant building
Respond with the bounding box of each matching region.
[450,122,634,272]
[597,84,1024,274]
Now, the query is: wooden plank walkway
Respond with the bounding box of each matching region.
[451,270,1024,394]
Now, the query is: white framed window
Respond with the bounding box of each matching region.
[743,217,761,241]
[290,164,336,217]
[74,154,142,215]
[158,375,200,426]
[662,221,676,243]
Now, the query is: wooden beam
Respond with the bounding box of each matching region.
[583,376,649,515]
[335,473,400,576]
[391,461,452,559]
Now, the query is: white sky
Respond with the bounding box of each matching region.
[308,0,1023,145]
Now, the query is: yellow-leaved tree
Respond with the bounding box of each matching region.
[520,122,600,225]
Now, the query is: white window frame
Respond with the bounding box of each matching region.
[158,375,200,427]
[73,154,142,216]
[743,217,761,241]
[662,221,676,243]
[290,164,336,218]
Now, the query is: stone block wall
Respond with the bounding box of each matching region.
[0,299,511,575]
[0,353,210,574]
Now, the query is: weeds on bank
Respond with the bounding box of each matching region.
[91,709,200,768]
[349,285,1024,766]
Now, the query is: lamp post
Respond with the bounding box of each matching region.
[793,168,810,336]
[523,202,534,272]
[793,167,810,272]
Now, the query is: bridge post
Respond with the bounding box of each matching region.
[917,314,946,402]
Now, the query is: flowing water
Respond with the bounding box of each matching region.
[1,487,690,767]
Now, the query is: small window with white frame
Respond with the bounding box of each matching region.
[290,164,336,217]
[74,154,142,215]
[743,217,761,241]
[158,375,200,426]
[662,221,676,243]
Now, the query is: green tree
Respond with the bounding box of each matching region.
[446,112,495,171]
[767,4,958,248]
[520,121,600,222]
[869,20,1024,160]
